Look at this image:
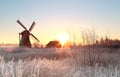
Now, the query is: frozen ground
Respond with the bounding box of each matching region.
[0,47,120,77]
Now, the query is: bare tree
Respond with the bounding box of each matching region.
[81,28,98,46]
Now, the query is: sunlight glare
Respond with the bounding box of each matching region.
[56,33,69,45]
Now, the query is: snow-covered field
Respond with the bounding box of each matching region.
[0,47,120,77]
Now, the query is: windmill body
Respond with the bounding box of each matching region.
[17,20,40,48]
[19,30,31,47]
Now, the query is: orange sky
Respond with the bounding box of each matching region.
[0,0,120,45]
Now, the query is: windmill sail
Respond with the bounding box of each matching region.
[29,21,36,32]
[30,33,40,42]
[17,20,27,30]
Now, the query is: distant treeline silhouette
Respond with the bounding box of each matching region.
[91,37,120,48]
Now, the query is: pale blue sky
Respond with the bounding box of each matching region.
[0,0,120,44]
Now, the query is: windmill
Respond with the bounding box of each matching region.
[17,19,40,48]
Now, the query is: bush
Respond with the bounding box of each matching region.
[46,40,62,48]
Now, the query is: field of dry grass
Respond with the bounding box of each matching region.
[0,47,120,77]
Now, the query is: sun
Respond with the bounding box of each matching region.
[56,33,69,45]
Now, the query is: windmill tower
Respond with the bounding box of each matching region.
[17,19,40,48]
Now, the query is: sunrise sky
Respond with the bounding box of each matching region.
[0,0,120,45]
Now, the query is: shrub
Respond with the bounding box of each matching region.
[46,40,62,48]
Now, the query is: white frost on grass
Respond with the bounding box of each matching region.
[0,58,120,77]
[0,47,120,77]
